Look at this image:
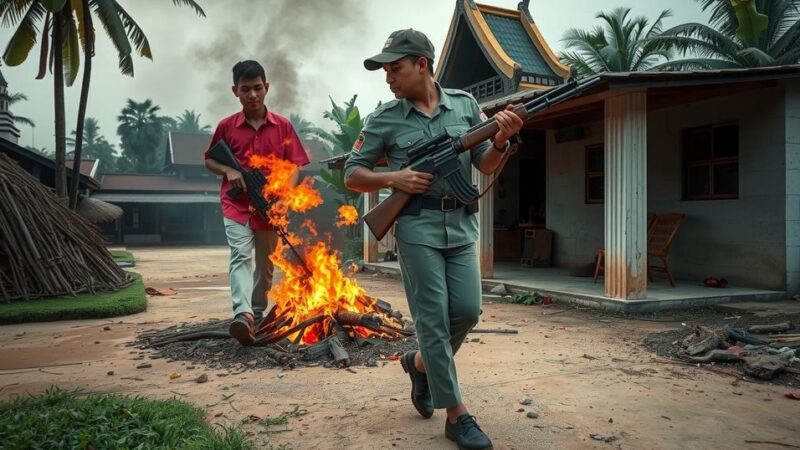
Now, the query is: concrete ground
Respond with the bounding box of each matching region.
[0,246,798,449]
[367,262,787,313]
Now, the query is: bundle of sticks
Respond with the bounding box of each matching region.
[0,154,131,302]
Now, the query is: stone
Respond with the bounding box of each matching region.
[490,284,508,295]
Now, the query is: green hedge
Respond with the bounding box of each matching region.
[0,387,251,449]
[0,273,147,325]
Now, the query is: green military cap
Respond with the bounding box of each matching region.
[364,28,435,71]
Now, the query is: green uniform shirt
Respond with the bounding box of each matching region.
[344,83,491,249]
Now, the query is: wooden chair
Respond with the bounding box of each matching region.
[594,213,683,287]
[645,213,685,287]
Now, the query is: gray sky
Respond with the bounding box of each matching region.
[0,0,708,151]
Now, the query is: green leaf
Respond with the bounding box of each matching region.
[62,12,80,86]
[115,3,152,59]
[91,0,134,76]
[731,0,768,48]
[170,0,206,17]
[2,2,46,66]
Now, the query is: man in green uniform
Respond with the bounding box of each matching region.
[344,29,523,450]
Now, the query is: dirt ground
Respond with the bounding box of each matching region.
[1,246,798,450]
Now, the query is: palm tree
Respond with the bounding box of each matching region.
[7,91,35,127]
[559,7,674,76]
[116,98,167,173]
[175,109,211,133]
[67,117,116,173]
[289,113,318,141]
[1,0,205,206]
[651,0,800,69]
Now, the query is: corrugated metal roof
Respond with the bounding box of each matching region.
[482,12,557,78]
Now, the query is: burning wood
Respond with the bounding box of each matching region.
[139,154,415,368]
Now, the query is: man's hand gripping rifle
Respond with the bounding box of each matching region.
[207,140,313,278]
[363,75,602,240]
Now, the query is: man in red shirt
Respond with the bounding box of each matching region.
[204,60,310,345]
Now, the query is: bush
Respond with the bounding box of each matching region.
[0,387,251,449]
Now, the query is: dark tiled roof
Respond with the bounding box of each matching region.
[0,137,99,189]
[168,132,212,166]
[482,12,557,78]
[65,159,98,179]
[99,174,219,192]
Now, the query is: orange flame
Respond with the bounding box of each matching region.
[335,205,359,227]
[247,152,397,345]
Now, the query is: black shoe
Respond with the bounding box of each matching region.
[445,414,493,450]
[229,313,255,346]
[400,351,433,418]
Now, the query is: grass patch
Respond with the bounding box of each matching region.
[0,387,251,449]
[110,249,135,267]
[0,273,147,325]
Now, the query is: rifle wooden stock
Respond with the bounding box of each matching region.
[363,190,413,241]
[459,104,528,149]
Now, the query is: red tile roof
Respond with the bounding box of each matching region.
[65,159,98,178]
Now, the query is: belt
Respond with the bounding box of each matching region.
[406,195,469,213]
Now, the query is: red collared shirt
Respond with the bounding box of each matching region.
[204,108,310,230]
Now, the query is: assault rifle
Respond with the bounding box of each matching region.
[207,140,312,277]
[362,75,602,240]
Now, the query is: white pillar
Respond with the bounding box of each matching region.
[474,168,494,278]
[604,91,648,299]
[362,191,379,263]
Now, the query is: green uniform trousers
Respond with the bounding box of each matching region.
[396,240,482,409]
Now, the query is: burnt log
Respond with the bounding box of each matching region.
[748,322,794,334]
[328,336,350,368]
[258,314,326,344]
[301,339,331,360]
[334,310,384,332]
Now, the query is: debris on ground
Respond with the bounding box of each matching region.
[645,312,800,385]
[134,319,419,371]
[145,287,178,296]
[590,432,621,443]
[490,284,507,295]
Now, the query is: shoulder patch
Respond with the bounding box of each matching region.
[352,131,366,153]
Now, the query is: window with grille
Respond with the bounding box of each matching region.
[682,123,739,200]
[585,144,604,204]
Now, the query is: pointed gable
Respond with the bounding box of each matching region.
[436,0,570,102]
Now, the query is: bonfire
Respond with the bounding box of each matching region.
[142,152,413,367]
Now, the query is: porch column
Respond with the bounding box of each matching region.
[473,168,494,278]
[362,191,379,263]
[604,91,648,299]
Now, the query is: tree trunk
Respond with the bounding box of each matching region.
[68,0,93,210]
[53,11,67,200]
